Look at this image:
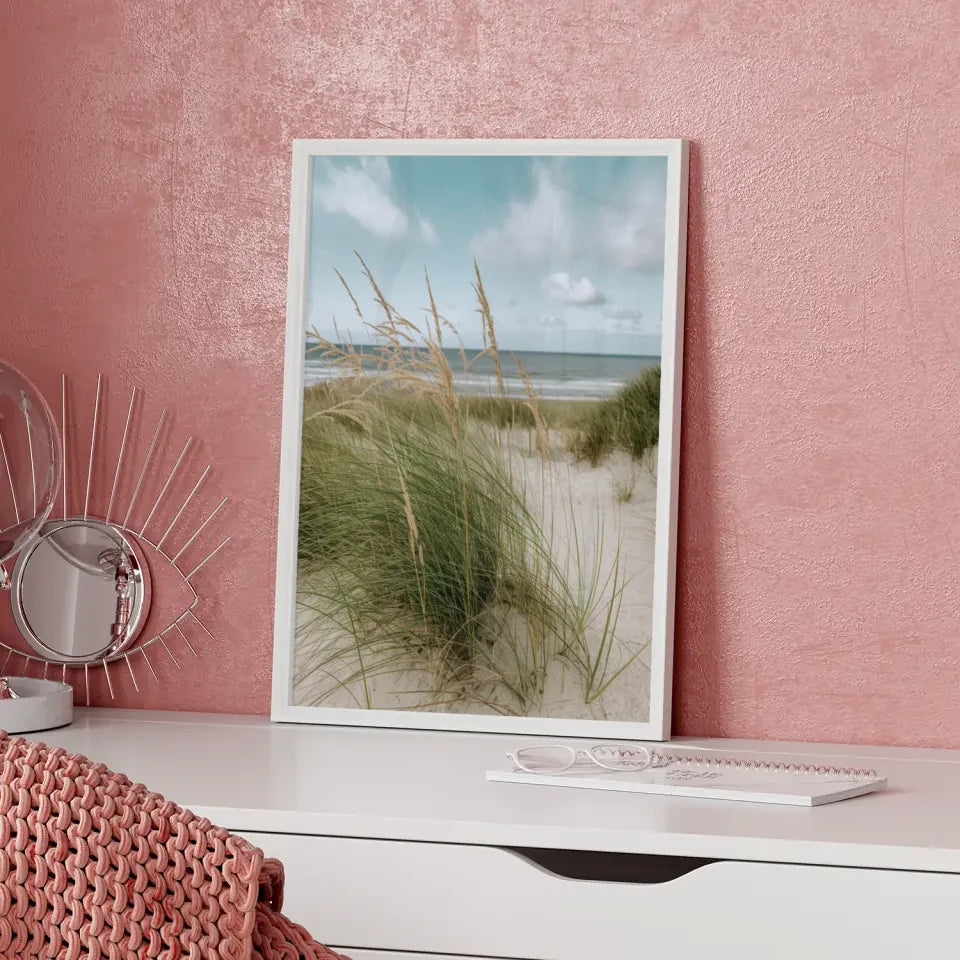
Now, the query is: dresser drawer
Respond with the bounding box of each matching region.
[332,952,501,960]
[243,832,960,959]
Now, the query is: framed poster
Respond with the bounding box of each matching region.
[272,139,688,740]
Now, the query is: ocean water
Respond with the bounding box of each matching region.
[304,344,659,401]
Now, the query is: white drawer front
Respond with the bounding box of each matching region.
[243,832,960,960]
[332,952,495,960]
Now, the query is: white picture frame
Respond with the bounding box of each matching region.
[272,139,689,740]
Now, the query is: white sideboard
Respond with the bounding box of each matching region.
[37,709,960,959]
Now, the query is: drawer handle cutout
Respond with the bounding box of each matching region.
[507,847,716,884]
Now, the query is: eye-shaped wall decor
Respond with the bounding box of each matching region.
[0,373,228,703]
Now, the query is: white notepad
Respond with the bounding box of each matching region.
[487,754,887,806]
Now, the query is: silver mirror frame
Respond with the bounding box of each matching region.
[0,374,230,704]
[11,518,150,664]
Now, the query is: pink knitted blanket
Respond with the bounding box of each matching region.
[0,733,348,959]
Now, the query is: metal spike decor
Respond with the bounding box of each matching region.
[0,375,228,704]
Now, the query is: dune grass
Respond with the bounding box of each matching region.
[305,381,590,434]
[298,396,579,711]
[569,365,661,467]
[612,464,640,504]
[294,255,643,715]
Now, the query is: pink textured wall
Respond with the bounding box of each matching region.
[3,2,960,746]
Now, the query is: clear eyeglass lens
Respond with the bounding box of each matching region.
[513,745,576,772]
[590,743,652,771]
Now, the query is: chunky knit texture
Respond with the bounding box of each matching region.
[0,733,346,960]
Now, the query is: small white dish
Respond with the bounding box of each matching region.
[0,677,73,734]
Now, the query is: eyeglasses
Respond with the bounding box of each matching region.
[507,743,667,774]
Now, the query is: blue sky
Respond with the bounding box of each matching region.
[306,153,668,357]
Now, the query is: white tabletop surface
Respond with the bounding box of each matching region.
[27,708,960,873]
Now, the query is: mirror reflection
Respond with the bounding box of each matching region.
[11,520,149,663]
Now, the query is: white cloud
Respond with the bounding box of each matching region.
[541,271,606,305]
[600,175,667,272]
[604,304,654,334]
[472,162,667,274]
[418,216,436,243]
[315,157,408,239]
[471,164,572,265]
[604,219,664,271]
[603,305,643,320]
[540,314,564,328]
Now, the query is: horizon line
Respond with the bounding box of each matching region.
[304,340,661,361]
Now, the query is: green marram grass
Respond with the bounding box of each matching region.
[297,392,578,713]
[569,365,661,467]
[294,256,655,715]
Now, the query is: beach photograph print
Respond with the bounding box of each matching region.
[288,143,685,729]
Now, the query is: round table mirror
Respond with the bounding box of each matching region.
[11,519,150,663]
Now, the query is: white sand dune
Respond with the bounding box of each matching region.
[497,432,656,722]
